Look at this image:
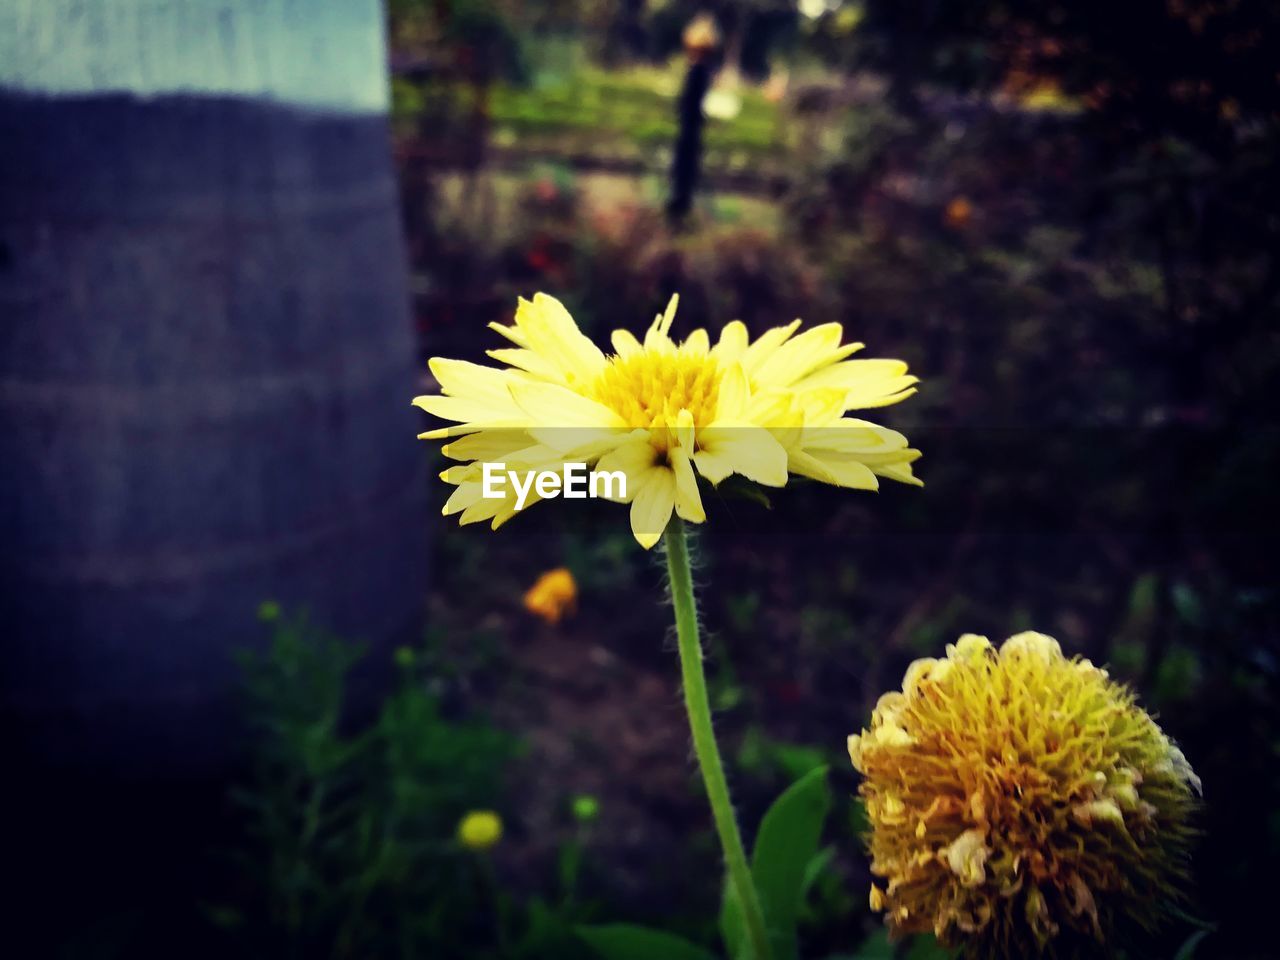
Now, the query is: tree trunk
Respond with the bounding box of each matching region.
[0,0,426,774]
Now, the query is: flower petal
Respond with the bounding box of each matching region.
[514,293,607,385]
[751,323,862,388]
[642,294,681,352]
[509,381,627,429]
[441,429,538,462]
[695,424,789,486]
[712,320,749,363]
[714,362,749,421]
[594,434,660,502]
[789,450,879,490]
[741,319,801,377]
[629,467,676,549]
[486,347,562,381]
[412,393,523,427]
[671,447,706,523]
[610,328,643,359]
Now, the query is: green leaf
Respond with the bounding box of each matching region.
[772,742,828,782]
[1173,929,1214,960]
[837,929,893,959]
[717,475,773,510]
[800,846,836,902]
[1171,581,1205,626]
[1165,904,1217,931]
[751,765,833,960]
[904,934,957,959]
[848,797,870,836]
[577,924,719,960]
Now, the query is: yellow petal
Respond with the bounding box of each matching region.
[712,319,749,363]
[459,496,504,525]
[491,489,543,529]
[429,357,517,404]
[529,425,632,458]
[803,420,911,454]
[743,389,797,427]
[869,458,923,487]
[846,382,918,410]
[442,482,485,516]
[751,323,861,388]
[794,358,909,392]
[794,387,849,426]
[514,293,607,384]
[595,436,660,503]
[643,294,680,352]
[509,381,627,430]
[741,319,801,377]
[714,363,749,421]
[441,429,537,462]
[675,408,696,453]
[788,450,879,490]
[486,347,562,381]
[629,467,676,549]
[681,328,710,356]
[488,320,528,347]
[695,425,788,486]
[610,328,643,358]
[412,393,524,428]
[671,447,706,523]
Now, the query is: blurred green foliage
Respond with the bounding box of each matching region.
[579,767,951,960]
[210,608,600,959]
[489,65,783,159]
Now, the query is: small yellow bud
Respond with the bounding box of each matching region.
[457,810,503,851]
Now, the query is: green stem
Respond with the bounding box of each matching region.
[664,517,772,960]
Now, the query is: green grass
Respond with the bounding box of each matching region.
[397,61,789,174]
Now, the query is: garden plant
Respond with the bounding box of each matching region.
[414,293,1204,960]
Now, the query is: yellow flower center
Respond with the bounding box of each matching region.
[589,351,721,429]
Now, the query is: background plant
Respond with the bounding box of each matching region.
[210,607,600,960]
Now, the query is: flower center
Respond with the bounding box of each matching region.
[589,351,721,430]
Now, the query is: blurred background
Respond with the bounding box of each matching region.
[3,0,1279,957]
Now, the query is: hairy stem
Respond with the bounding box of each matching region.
[664,517,772,960]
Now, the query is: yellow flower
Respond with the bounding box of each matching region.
[848,632,1200,958]
[414,293,921,548]
[457,810,503,851]
[523,567,577,624]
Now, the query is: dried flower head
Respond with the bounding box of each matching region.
[523,567,577,624]
[848,632,1200,958]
